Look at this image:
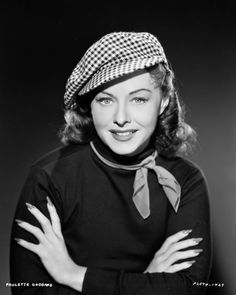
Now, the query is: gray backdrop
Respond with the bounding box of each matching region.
[1,1,235,294]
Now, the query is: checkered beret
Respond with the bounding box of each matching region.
[64,32,169,109]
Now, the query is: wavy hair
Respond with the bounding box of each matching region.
[59,63,196,157]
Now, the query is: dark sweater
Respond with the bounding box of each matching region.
[10,138,212,295]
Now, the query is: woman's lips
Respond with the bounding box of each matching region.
[109,130,138,141]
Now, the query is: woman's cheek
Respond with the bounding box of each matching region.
[92,107,112,128]
[134,106,159,127]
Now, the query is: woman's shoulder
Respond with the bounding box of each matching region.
[31,143,90,175]
[157,155,206,186]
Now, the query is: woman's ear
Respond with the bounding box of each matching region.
[159,97,170,115]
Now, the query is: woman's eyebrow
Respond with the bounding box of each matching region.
[100,88,152,97]
[99,91,115,97]
[129,88,152,95]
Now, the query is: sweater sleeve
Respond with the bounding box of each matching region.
[81,165,212,295]
[10,165,81,295]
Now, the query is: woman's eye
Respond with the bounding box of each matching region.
[132,97,148,104]
[96,97,113,105]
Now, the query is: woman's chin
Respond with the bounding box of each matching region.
[104,141,136,156]
[107,141,147,157]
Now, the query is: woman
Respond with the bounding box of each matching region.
[10,32,212,294]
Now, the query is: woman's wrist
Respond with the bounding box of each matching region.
[64,262,87,292]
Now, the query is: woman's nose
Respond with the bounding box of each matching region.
[113,103,131,127]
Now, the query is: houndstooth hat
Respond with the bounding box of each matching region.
[64,32,169,109]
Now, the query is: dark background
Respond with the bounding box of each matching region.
[1,1,235,294]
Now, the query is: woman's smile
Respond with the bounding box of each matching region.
[109,129,138,141]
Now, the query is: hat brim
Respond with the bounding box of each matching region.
[78,56,166,96]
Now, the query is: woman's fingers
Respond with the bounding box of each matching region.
[166,248,203,266]
[26,202,54,237]
[158,229,192,254]
[46,196,63,238]
[162,237,203,260]
[15,238,40,255]
[25,198,63,239]
[167,260,196,273]
[15,201,77,286]
[145,229,204,274]
[15,219,46,243]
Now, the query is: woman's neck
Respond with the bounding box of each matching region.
[92,135,155,165]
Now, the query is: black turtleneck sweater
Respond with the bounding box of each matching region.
[10,138,212,295]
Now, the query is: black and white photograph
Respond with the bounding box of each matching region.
[0,1,235,294]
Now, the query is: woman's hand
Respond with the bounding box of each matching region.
[144,230,203,273]
[15,197,86,291]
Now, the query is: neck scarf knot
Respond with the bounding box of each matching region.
[90,142,181,219]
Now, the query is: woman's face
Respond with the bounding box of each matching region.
[91,72,162,156]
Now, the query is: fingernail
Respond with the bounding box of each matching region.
[194,249,203,254]
[15,219,23,224]
[26,202,34,210]
[187,260,196,265]
[192,238,203,244]
[46,196,53,207]
[182,229,192,235]
[14,238,21,243]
